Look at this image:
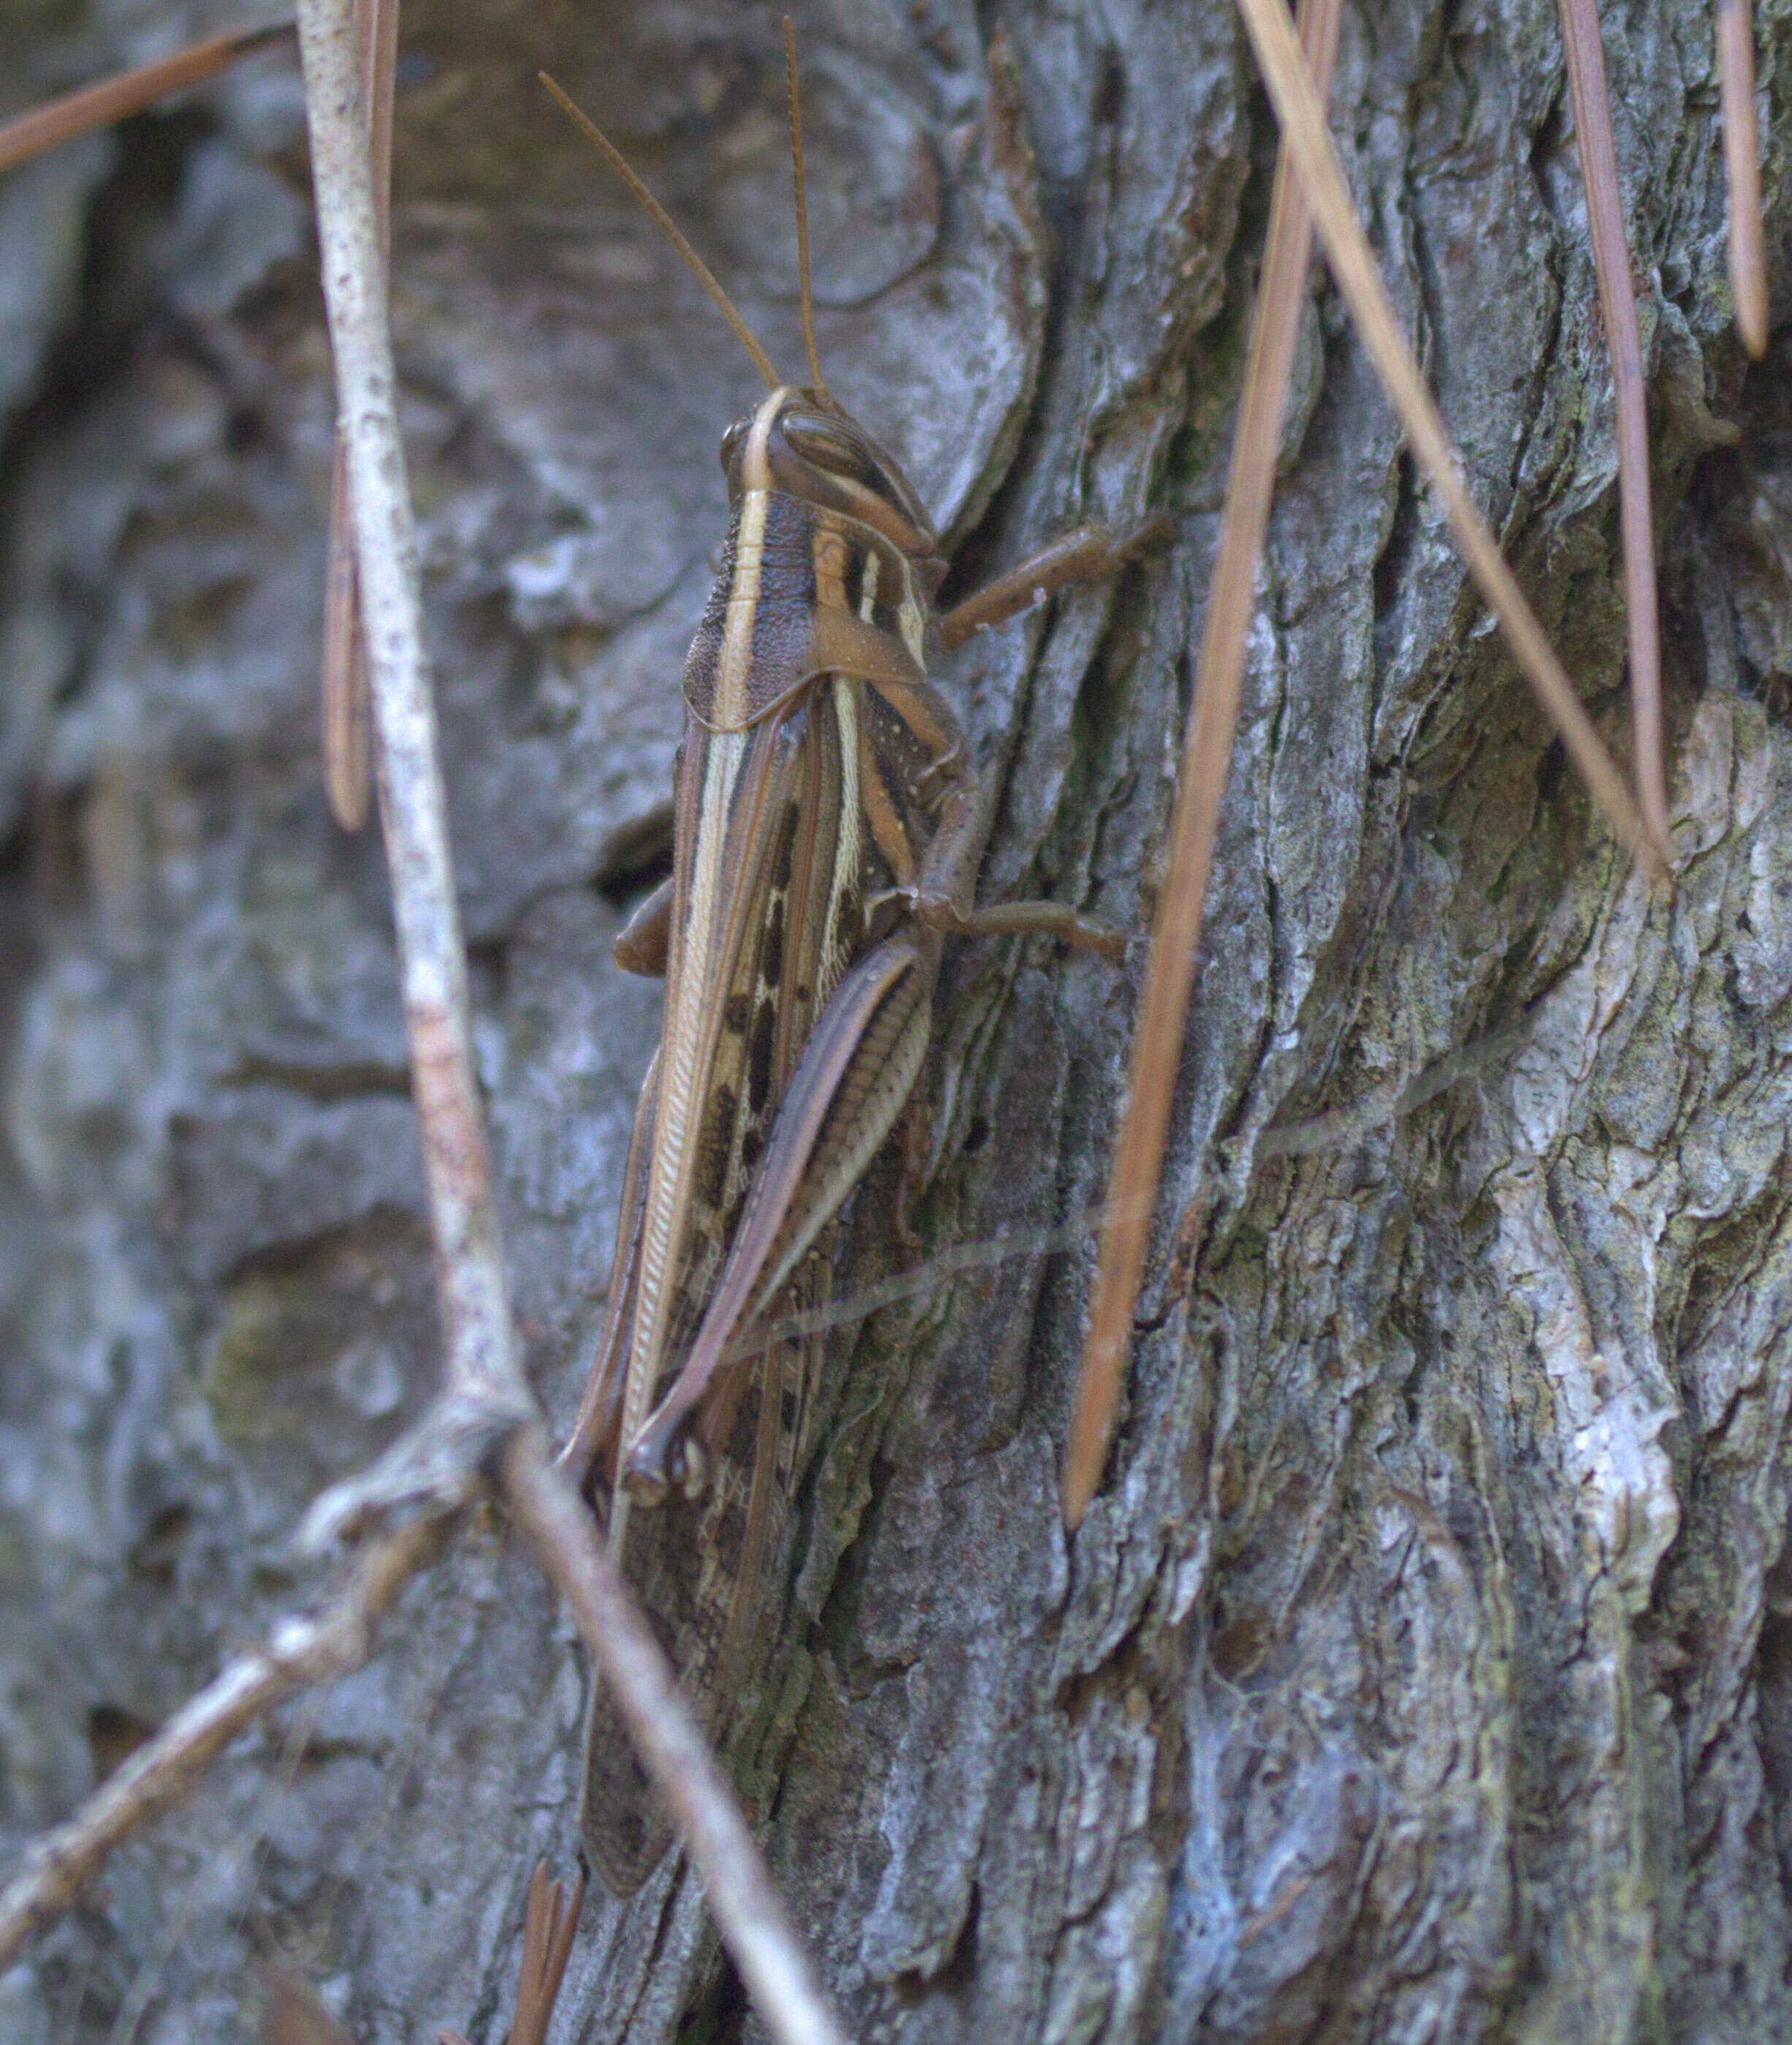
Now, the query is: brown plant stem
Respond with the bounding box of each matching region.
[1559,0,1669,858]
[0,21,291,175]
[1715,0,1769,357]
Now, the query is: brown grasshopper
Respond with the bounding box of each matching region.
[547,34,1142,1894]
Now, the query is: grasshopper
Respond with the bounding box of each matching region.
[548,34,1141,1894]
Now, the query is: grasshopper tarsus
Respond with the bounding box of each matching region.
[906,887,1130,963]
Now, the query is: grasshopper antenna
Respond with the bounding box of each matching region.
[782,18,827,395]
[541,73,780,391]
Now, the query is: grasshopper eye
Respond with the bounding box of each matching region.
[782,413,872,481]
[719,421,747,476]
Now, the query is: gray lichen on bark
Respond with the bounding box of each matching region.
[1,0,1790,2040]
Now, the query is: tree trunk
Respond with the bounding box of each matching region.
[1,1,1789,2040]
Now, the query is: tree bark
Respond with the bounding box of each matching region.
[1,1,1788,2041]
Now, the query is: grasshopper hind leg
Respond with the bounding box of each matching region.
[623,930,935,1496]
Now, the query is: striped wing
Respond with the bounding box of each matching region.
[576,675,881,1893]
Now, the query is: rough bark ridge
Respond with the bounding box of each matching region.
[1,1,1788,2039]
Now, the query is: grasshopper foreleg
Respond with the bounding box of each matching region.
[938,518,1170,647]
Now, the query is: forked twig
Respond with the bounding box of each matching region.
[1559,0,1668,854]
[1233,0,1664,875]
[1061,0,1344,1529]
[1715,0,1769,357]
[0,20,292,176]
[320,0,399,832]
[0,1516,448,1971]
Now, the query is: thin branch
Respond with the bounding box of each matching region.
[1559,0,1668,856]
[1232,0,1666,875]
[321,0,399,832]
[0,21,293,176]
[1715,0,1769,357]
[295,0,526,1420]
[1061,0,1346,1529]
[0,1517,448,1973]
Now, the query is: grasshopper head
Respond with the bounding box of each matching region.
[720,386,938,562]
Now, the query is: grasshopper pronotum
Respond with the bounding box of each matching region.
[546,31,1147,1894]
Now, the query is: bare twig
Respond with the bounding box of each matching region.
[1715,0,1769,357]
[0,1517,448,1973]
[0,20,293,176]
[1061,0,1344,1529]
[321,0,399,832]
[1232,0,1665,875]
[1559,0,1668,855]
[295,0,525,1421]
